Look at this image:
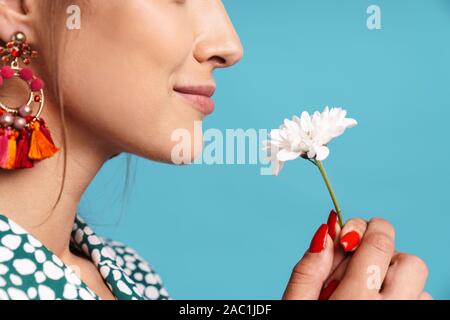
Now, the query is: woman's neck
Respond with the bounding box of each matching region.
[0,99,115,259]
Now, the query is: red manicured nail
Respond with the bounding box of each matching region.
[327,210,338,240]
[309,224,328,253]
[319,279,340,300]
[340,231,361,252]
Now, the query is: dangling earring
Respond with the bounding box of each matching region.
[0,32,59,170]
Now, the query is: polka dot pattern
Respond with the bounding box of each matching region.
[0,214,170,300]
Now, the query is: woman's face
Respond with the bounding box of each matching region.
[38,0,243,163]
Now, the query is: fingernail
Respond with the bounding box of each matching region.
[319,279,340,300]
[327,209,338,240]
[340,230,361,252]
[309,224,328,253]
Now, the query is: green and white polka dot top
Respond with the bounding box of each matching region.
[0,214,170,300]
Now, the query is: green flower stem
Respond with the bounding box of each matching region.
[314,159,345,228]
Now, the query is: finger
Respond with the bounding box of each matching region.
[332,242,346,273]
[319,217,368,299]
[326,210,345,271]
[326,218,369,284]
[329,255,351,282]
[319,255,351,300]
[335,217,395,298]
[418,292,433,300]
[339,218,367,253]
[324,251,407,300]
[381,253,429,300]
[283,224,334,300]
[327,210,341,243]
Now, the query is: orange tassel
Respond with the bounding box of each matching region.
[28,120,59,160]
[5,130,19,169]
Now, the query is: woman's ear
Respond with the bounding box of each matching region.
[0,0,33,44]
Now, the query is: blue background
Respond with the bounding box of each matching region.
[81,0,450,299]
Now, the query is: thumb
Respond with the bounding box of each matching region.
[283,224,334,300]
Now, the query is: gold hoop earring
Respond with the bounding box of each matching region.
[0,32,59,170]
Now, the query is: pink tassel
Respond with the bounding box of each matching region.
[0,128,10,169]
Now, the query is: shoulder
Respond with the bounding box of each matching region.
[100,237,171,300]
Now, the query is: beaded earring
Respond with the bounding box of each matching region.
[0,32,59,170]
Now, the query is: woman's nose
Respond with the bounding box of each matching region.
[193,3,244,69]
[195,37,243,69]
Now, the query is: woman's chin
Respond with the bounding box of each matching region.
[135,123,204,165]
[168,131,204,165]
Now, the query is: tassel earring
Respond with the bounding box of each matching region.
[0,31,59,170]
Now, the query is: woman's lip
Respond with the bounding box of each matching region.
[174,85,216,97]
[175,92,215,115]
[174,85,216,115]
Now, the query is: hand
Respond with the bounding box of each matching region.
[282,212,431,300]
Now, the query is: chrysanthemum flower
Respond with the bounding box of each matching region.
[265,107,357,175]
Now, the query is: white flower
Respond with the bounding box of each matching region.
[264,107,357,175]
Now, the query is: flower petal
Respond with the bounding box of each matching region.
[277,149,300,162]
[272,160,284,176]
[300,111,312,132]
[307,149,316,159]
[284,119,301,137]
[269,129,282,141]
[344,118,358,128]
[315,146,330,161]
